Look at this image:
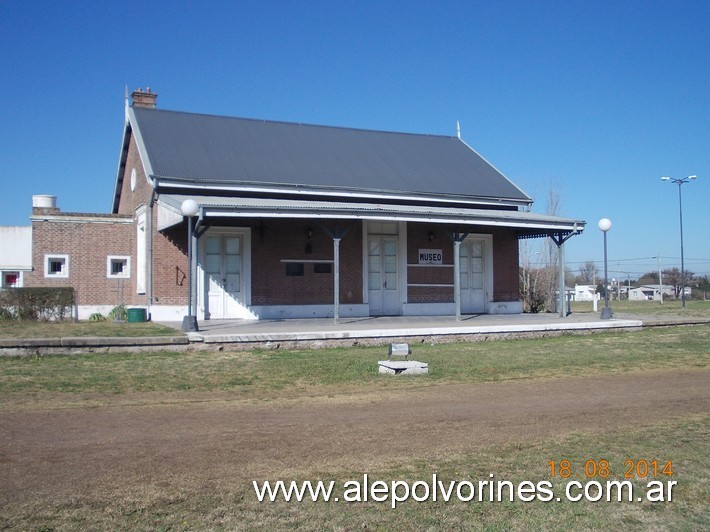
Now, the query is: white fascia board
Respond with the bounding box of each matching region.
[1,265,32,271]
[160,194,583,232]
[205,207,582,232]
[155,180,532,208]
[111,107,157,213]
[111,122,132,213]
[126,107,156,187]
[29,214,133,224]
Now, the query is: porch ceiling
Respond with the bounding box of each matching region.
[158,194,585,237]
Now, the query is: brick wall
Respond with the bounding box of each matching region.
[151,223,191,306]
[405,223,521,304]
[113,129,193,306]
[251,220,363,305]
[27,213,135,306]
[117,133,153,216]
[406,223,454,303]
[491,228,520,301]
[26,210,521,310]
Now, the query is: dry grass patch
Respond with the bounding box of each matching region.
[0,319,179,339]
[2,415,706,531]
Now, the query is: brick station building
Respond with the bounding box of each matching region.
[26,89,585,322]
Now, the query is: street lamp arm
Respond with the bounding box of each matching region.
[660,174,698,308]
[661,175,699,185]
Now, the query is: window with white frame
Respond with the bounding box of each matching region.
[107,256,131,278]
[44,254,69,278]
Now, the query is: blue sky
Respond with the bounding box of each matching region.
[1,0,708,277]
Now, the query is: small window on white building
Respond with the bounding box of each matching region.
[44,255,69,278]
[2,271,21,288]
[107,256,131,278]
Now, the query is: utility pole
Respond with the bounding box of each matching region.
[658,255,663,304]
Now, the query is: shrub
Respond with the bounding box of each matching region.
[0,287,75,321]
[0,306,16,321]
[108,304,127,322]
[89,312,107,321]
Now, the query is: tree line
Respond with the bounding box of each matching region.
[520,259,709,312]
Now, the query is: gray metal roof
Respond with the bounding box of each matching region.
[160,194,583,236]
[130,107,532,205]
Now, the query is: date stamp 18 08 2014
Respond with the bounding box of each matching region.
[548,459,673,479]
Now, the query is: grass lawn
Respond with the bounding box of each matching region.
[1,324,708,399]
[1,325,708,530]
[571,298,710,317]
[0,319,179,339]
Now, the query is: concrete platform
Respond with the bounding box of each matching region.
[2,313,706,356]
[159,313,645,347]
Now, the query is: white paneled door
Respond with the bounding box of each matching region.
[203,234,243,319]
[368,236,399,315]
[459,238,486,314]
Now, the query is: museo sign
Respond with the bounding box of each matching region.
[418,249,443,265]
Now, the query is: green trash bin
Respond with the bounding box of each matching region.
[126,308,147,323]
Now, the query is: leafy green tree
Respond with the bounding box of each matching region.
[662,267,694,298]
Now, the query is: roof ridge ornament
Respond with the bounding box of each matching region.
[124,85,130,124]
[456,120,461,139]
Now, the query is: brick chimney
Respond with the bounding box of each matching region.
[131,87,157,108]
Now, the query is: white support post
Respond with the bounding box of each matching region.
[558,238,566,317]
[191,230,198,318]
[453,240,461,321]
[333,237,341,323]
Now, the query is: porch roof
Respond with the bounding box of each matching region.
[158,194,585,238]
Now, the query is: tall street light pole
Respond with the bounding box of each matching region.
[598,218,613,319]
[661,175,697,308]
[181,199,200,332]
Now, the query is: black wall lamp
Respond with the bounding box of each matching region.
[305,227,313,254]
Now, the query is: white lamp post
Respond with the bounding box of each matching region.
[661,175,697,308]
[598,218,613,319]
[181,199,200,332]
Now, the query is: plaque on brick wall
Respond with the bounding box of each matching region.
[418,249,442,265]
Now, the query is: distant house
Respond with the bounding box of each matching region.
[0,226,32,288]
[23,88,586,321]
[628,284,675,301]
[573,284,597,302]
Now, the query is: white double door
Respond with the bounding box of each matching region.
[459,238,487,314]
[202,232,244,319]
[368,236,399,315]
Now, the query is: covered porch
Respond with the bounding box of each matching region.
[159,194,585,323]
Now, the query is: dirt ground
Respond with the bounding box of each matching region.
[1,367,708,514]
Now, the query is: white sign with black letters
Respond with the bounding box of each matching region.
[418,248,443,265]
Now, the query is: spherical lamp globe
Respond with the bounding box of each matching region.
[181,199,199,217]
[598,218,612,232]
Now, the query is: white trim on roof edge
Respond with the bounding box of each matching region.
[156,195,584,233]
[456,136,532,205]
[156,179,533,208]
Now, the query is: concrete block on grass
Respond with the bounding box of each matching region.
[378,360,428,375]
